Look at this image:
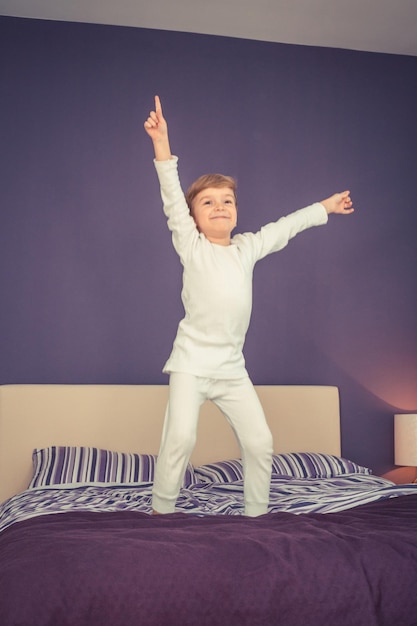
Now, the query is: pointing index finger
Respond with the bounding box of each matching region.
[155,95,162,114]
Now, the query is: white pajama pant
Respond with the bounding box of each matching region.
[152,373,273,516]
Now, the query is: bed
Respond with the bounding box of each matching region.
[1,384,416,626]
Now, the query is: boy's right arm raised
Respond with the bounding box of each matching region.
[144,96,198,259]
[144,95,172,161]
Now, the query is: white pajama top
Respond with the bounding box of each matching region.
[154,156,328,379]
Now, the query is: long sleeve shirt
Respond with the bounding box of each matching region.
[155,156,328,379]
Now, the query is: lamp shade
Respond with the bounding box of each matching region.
[395,414,417,466]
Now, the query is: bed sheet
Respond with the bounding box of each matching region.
[1,495,417,626]
[1,474,417,533]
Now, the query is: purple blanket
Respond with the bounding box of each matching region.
[1,495,417,626]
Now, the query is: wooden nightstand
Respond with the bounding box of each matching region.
[381,466,417,484]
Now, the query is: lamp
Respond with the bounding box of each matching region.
[394,414,417,466]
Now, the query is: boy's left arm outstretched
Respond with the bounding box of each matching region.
[321,191,354,215]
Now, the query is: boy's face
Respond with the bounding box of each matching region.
[191,186,237,245]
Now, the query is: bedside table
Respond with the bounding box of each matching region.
[381,466,417,484]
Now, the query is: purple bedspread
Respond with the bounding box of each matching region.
[1,495,417,626]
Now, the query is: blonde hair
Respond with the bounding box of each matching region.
[186,173,237,212]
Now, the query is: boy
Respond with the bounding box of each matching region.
[144,96,354,516]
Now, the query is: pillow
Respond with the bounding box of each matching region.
[194,453,371,483]
[28,446,196,489]
[194,459,244,484]
[271,452,371,479]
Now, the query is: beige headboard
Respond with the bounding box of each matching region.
[0,384,340,503]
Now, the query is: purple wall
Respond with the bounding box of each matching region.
[1,16,416,473]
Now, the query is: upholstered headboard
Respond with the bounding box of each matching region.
[0,384,340,502]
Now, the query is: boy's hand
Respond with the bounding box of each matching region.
[144,95,171,161]
[321,191,354,215]
[144,95,168,141]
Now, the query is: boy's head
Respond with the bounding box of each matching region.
[185,174,238,245]
[186,174,237,211]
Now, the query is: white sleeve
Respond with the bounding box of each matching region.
[237,203,328,263]
[154,156,198,262]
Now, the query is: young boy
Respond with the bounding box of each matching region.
[144,95,354,516]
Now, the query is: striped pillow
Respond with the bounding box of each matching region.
[194,459,244,484]
[194,453,371,484]
[28,446,196,488]
[272,452,371,479]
